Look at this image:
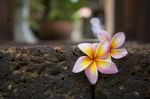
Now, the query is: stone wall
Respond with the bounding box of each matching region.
[0,45,149,99]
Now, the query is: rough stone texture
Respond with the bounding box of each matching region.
[0,43,149,99]
[95,48,150,99]
[0,46,92,99]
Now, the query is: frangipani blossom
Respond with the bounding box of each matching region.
[97,31,128,59]
[72,42,118,84]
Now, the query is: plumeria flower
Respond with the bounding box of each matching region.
[97,31,128,59]
[72,42,118,84]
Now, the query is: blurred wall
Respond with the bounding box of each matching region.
[115,0,150,43]
[104,0,115,35]
[0,0,15,41]
[0,0,150,43]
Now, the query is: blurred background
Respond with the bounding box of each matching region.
[0,0,150,44]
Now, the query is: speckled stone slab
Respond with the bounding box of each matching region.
[0,44,149,99]
[0,46,92,99]
[95,49,150,99]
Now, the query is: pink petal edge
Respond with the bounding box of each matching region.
[97,30,111,42]
[96,60,118,74]
[85,62,98,85]
[95,41,110,58]
[72,56,92,73]
[111,48,128,59]
[111,32,125,48]
[77,43,94,58]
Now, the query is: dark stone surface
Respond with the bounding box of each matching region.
[0,44,149,99]
[0,46,92,99]
[95,49,150,99]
